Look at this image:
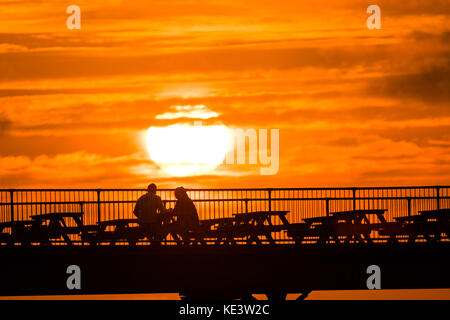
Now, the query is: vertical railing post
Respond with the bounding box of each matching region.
[96,189,102,223]
[325,198,330,216]
[407,197,411,217]
[267,188,272,212]
[79,202,84,224]
[9,189,14,222]
[352,188,357,210]
[436,186,440,210]
[245,199,248,213]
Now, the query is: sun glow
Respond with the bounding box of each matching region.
[146,123,231,176]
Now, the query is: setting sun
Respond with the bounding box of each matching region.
[146,123,231,177]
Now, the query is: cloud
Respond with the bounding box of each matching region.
[0,44,416,81]
[408,30,450,43]
[368,64,450,103]
[372,125,450,148]
[156,104,219,120]
[0,115,11,136]
[0,152,160,188]
[379,0,450,16]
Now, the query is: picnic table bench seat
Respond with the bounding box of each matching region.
[419,209,450,215]
[83,223,148,246]
[287,217,382,244]
[199,218,235,228]
[217,224,286,236]
[30,212,84,220]
[0,220,45,245]
[213,224,285,245]
[0,220,36,229]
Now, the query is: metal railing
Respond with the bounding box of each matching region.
[1,186,449,242]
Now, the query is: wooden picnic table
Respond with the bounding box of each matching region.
[0,220,37,232]
[233,211,290,226]
[30,212,85,246]
[330,209,387,224]
[88,211,180,246]
[216,211,290,246]
[298,216,344,244]
[303,216,335,226]
[98,218,138,229]
[394,215,426,223]
[302,209,386,227]
[0,220,40,245]
[394,209,450,223]
[383,220,449,243]
[89,218,142,245]
[285,223,310,244]
[156,217,238,247]
[200,217,235,228]
[295,209,387,244]
[419,208,450,215]
[418,209,450,222]
[389,211,450,242]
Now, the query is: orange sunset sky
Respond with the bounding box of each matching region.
[0,0,449,189]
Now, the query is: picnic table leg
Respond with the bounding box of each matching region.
[194,233,206,246]
[445,230,450,241]
[387,234,393,243]
[265,233,276,245]
[360,233,372,244]
[389,234,398,244]
[215,235,223,246]
[73,216,85,245]
[408,233,417,243]
[332,235,341,244]
[227,235,237,246]
[279,215,290,226]
[94,227,106,246]
[317,234,324,244]
[293,235,304,245]
[423,233,434,243]
[353,233,364,244]
[148,230,163,246]
[247,234,261,246]
[170,232,183,246]
[159,230,170,245]
[61,233,72,245]
[58,218,73,246]
[318,235,327,244]
[377,213,387,224]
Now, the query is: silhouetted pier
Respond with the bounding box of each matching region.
[1,186,449,299]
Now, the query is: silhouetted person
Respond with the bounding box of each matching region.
[133,183,167,239]
[173,187,200,240]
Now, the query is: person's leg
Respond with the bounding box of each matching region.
[149,222,163,246]
[141,223,152,241]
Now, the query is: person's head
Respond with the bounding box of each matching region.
[174,186,187,200]
[147,183,157,194]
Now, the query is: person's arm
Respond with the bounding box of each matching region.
[191,201,200,224]
[157,197,167,214]
[172,201,182,219]
[133,198,141,219]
